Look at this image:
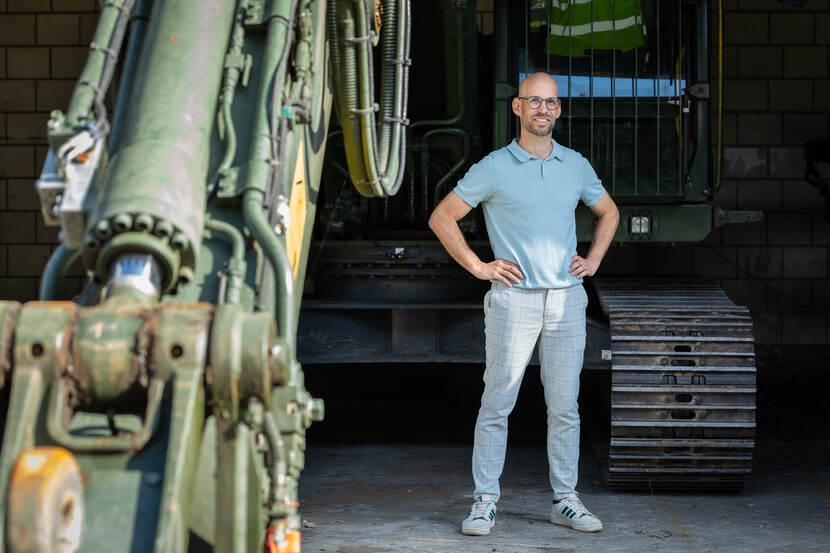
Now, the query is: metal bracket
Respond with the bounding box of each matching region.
[713,207,764,227]
[495,82,517,100]
[685,82,710,99]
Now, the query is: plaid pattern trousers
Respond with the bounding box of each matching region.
[472,283,588,502]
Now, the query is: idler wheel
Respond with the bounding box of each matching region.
[6,447,84,553]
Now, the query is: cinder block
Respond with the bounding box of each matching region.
[725,13,768,44]
[723,147,767,178]
[0,180,6,211]
[714,180,737,209]
[35,146,48,172]
[0,278,37,302]
[767,279,812,312]
[7,0,50,11]
[737,180,781,211]
[0,146,35,178]
[0,48,5,78]
[738,46,783,78]
[783,113,829,144]
[80,14,98,44]
[53,0,96,12]
[769,146,806,178]
[784,47,828,78]
[782,246,827,279]
[51,46,87,78]
[0,114,5,141]
[814,279,830,310]
[723,278,767,312]
[703,227,723,246]
[723,220,767,246]
[37,15,80,46]
[724,46,739,79]
[6,47,49,78]
[0,80,35,112]
[0,212,36,243]
[6,113,48,143]
[0,246,6,277]
[36,216,59,244]
[814,216,830,245]
[738,246,782,278]
[781,180,826,213]
[818,13,830,45]
[737,113,782,145]
[753,312,781,346]
[815,80,830,113]
[723,113,738,145]
[768,213,812,245]
[769,80,812,112]
[783,312,826,344]
[7,244,51,276]
[0,15,36,46]
[739,0,782,10]
[7,178,39,211]
[36,80,76,111]
[770,13,814,44]
[692,246,737,278]
[723,80,767,112]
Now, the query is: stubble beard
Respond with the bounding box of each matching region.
[522,115,554,137]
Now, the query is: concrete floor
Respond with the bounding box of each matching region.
[298,440,830,553]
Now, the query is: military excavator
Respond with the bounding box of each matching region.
[0,0,760,552]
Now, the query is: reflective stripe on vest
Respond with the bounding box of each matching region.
[549,0,646,58]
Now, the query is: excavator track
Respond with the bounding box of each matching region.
[594,279,757,492]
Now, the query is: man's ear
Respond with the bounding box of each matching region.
[511,98,521,116]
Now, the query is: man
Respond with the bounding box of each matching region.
[428,72,619,536]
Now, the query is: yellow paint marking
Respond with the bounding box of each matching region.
[662,499,695,551]
[804,472,830,502]
[286,141,307,279]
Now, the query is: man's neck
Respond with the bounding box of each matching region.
[517,133,553,159]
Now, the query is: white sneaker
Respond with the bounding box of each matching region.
[550,494,603,532]
[461,495,497,536]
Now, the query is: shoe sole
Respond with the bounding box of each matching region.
[461,521,495,536]
[550,514,603,533]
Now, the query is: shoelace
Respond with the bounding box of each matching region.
[558,494,593,518]
[470,501,495,519]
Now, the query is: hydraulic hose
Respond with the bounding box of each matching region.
[39,244,80,301]
[205,218,246,305]
[328,0,411,198]
[242,190,295,360]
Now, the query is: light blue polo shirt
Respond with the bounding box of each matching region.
[453,139,606,289]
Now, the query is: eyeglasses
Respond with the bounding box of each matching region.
[517,96,561,110]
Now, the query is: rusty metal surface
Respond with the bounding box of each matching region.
[594,279,757,492]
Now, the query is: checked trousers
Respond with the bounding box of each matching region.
[472,283,588,502]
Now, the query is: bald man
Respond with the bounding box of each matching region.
[429,73,619,536]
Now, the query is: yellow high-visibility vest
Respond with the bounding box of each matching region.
[549,0,646,58]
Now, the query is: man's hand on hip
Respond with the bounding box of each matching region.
[569,255,599,278]
[473,259,525,286]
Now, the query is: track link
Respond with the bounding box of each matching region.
[594,279,757,492]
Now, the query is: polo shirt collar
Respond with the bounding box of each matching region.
[506,138,564,162]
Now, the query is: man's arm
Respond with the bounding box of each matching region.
[569,192,619,278]
[428,191,524,286]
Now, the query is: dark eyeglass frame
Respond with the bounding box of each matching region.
[517,96,562,110]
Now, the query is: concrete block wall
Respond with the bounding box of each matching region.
[712,0,830,351]
[0,0,95,301]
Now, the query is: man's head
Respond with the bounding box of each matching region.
[512,73,561,138]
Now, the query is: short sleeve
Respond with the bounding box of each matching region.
[453,155,496,208]
[579,156,606,206]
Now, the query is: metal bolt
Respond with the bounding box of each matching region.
[134,213,154,232]
[144,472,163,487]
[113,213,133,232]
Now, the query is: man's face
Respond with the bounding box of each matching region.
[514,79,561,137]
